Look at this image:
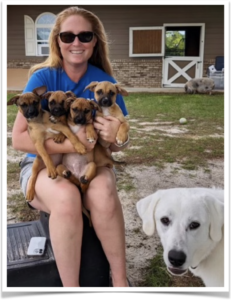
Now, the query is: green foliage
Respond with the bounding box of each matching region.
[140,246,204,287]
[165,30,185,56]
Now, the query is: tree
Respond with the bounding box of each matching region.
[165,31,185,56]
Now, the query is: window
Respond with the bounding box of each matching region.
[165,30,186,56]
[24,13,56,56]
[165,26,201,57]
[129,27,164,57]
[36,13,56,56]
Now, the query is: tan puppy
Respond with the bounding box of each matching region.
[56,97,114,226]
[56,97,114,194]
[7,86,86,201]
[84,81,129,148]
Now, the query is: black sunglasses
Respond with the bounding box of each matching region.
[59,31,94,43]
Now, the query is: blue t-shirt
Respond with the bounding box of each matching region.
[24,63,128,157]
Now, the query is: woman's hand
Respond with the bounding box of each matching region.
[93,116,121,144]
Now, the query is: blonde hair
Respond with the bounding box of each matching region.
[29,6,113,77]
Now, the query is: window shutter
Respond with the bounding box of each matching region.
[129,27,164,57]
[24,15,35,56]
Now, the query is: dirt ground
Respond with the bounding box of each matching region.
[115,159,224,286]
[7,122,224,287]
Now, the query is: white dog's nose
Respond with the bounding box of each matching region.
[168,250,186,267]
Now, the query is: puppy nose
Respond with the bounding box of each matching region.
[100,97,113,107]
[53,107,62,114]
[168,250,186,267]
[28,105,37,116]
[74,114,86,124]
[27,106,38,118]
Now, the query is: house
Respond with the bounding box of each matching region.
[7,4,224,89]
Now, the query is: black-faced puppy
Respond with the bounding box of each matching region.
[7,87,86,201]
[56,97,113,194]
[43,90,75,143]
[56,97,114,226]
[84,81,130,148]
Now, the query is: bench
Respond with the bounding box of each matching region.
[7,211,110,287]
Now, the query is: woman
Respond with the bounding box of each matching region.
[12,6,129,287]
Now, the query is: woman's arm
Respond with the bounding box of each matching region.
[12,111,96,154]
[93,115,129,153]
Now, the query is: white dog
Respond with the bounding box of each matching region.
[136,188,224,287]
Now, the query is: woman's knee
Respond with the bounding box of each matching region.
[90,167,116,194]
[85,168,120,215]
[36,179,83,219]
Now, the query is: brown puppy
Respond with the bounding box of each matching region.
[56,97,113,194]
[56,97,114,226]
[84,81,130,148]
[7,86,86,201]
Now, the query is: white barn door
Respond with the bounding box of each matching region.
[162,23,205,88]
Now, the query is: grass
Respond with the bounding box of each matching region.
[140,245,204,287]
[123,93,224,170]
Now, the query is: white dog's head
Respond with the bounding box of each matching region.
[136,188,224,276]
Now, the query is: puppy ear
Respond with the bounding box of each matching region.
[42,92,52,99]
[65,91,76,98]
[32,85,47,96]
[7,95,21,106]
[84,81,99,92]
[89,100,100,111]
[114,84,129,96]
[66,97,76,106]
[136,191,162,236]
[205,193,224,242]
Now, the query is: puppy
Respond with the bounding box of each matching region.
[136,188,224,287]
[185,78,215,95]
[56,97,114,226]
[7,86,86,201]
[56,97,114,194]
[84,81,130,148]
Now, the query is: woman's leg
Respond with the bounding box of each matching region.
[83,167,128,287]
[28,168,83,287]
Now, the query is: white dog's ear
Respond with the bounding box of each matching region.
[205,195,224,242]
[136,191,161,236]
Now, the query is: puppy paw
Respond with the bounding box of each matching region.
[49,115,57,123]
[26,191,34,202]
[53,133,66,143]
[116,133,127,145]
[74,144,87,154]
[80,175,89,184]
[47,167,57,179]
[87,137,95,143]
[63,170,72,178]
[86,130,97,143]
[116,137,126,145]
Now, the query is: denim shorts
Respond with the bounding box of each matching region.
[19,156,35,209]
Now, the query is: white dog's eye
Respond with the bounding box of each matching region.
[189,222,200,230]
[161,217,170,226]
